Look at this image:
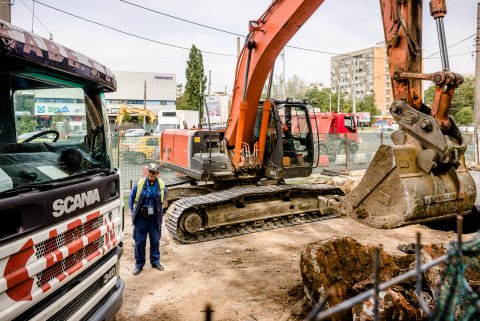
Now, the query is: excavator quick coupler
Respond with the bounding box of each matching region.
[338,100,476,228]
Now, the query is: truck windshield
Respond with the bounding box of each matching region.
[344,116,356,132]
[0,84,112,192]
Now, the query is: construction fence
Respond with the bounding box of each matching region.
[114,130,476,193]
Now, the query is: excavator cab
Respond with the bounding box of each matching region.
[255,99,314,180]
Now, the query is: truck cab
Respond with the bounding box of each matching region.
[0,20,124,320]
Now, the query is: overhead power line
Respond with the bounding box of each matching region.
[32,0,476,62]
[119,0,244,37]
[424,34,476,58]
[33,0,237,57]
[19,0,53,39]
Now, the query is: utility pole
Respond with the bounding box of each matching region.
[352,57,357,115]
[0,0,11,23]
[208,70,212,98]
[337,71,341,113]
[237,37,241,58]
[329,92,332,112]
[475,3,480,164]
[281,49,287,99]
[143,80,147,128]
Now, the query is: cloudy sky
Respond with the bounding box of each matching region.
[11,0,478,93]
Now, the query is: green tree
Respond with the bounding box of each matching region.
[182,45,207,112]
[176,95,188,110]
[305,88,334,112]
[424,76,474,125]
[356,95,380,116]
[16,115,36,135]
[286,75,308,98]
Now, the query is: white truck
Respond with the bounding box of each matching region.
[153,110,200,135]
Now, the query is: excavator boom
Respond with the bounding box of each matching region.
[225,0,325,166]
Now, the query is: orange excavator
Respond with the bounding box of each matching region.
[160,0,475,243]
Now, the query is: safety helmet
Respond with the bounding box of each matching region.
[147,163,161,173]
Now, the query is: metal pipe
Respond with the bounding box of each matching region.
[435,18,450,71]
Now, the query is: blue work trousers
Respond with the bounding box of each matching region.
[133,215,161,269]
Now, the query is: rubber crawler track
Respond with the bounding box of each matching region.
[165,184,343,244]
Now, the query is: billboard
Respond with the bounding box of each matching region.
[35,103,85,116]
[204,100,222,124]
[356,112,371,123]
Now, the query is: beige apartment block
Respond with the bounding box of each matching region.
[330,42,392,114]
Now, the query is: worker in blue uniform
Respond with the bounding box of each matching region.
[128,163,167,275]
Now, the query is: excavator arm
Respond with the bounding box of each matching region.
[225,0,326,166]
[115,104,157,127]
[339,0,476,228]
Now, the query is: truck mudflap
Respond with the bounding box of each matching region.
[165,184,344,244]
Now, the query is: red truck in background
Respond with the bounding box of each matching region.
[310,111,360,161]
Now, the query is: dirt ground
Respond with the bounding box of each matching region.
[115,174,477,321]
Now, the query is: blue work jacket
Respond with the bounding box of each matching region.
[128,177,167,229]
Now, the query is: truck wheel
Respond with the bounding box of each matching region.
[315,143,328,156]
[134,153,146,164]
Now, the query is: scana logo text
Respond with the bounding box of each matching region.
[52,189,101,217]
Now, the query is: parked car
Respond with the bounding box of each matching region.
[124,129,147,137]
[120,136,160,164]
[67,129,87,140]
[376,126,395,137]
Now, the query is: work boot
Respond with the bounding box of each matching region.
[153,264,164,271]
[132,267,142,275]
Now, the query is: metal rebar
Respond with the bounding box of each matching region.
[307,287,335,321]
[373,248,381,321]
[415,232,431,317]
[457,215,463,257]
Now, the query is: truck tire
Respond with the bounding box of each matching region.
[315,143,330,161]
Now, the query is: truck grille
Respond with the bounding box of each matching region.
[36,238,105,288]
[13,251,116,321]
[35,217,104,259]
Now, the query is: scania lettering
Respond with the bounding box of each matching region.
[52,189,101,217]
[0,20,124,320]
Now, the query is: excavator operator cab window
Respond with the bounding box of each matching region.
[277,104,313,168]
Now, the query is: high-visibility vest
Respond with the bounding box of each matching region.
[134,177,165,206]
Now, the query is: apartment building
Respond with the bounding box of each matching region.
[330,42,392,114]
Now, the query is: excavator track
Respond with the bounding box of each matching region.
[163,176,196,187]
[165,184,343,244]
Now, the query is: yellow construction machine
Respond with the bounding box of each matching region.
[114,104,157,127]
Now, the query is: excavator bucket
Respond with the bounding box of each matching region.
[339,103,476,228]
